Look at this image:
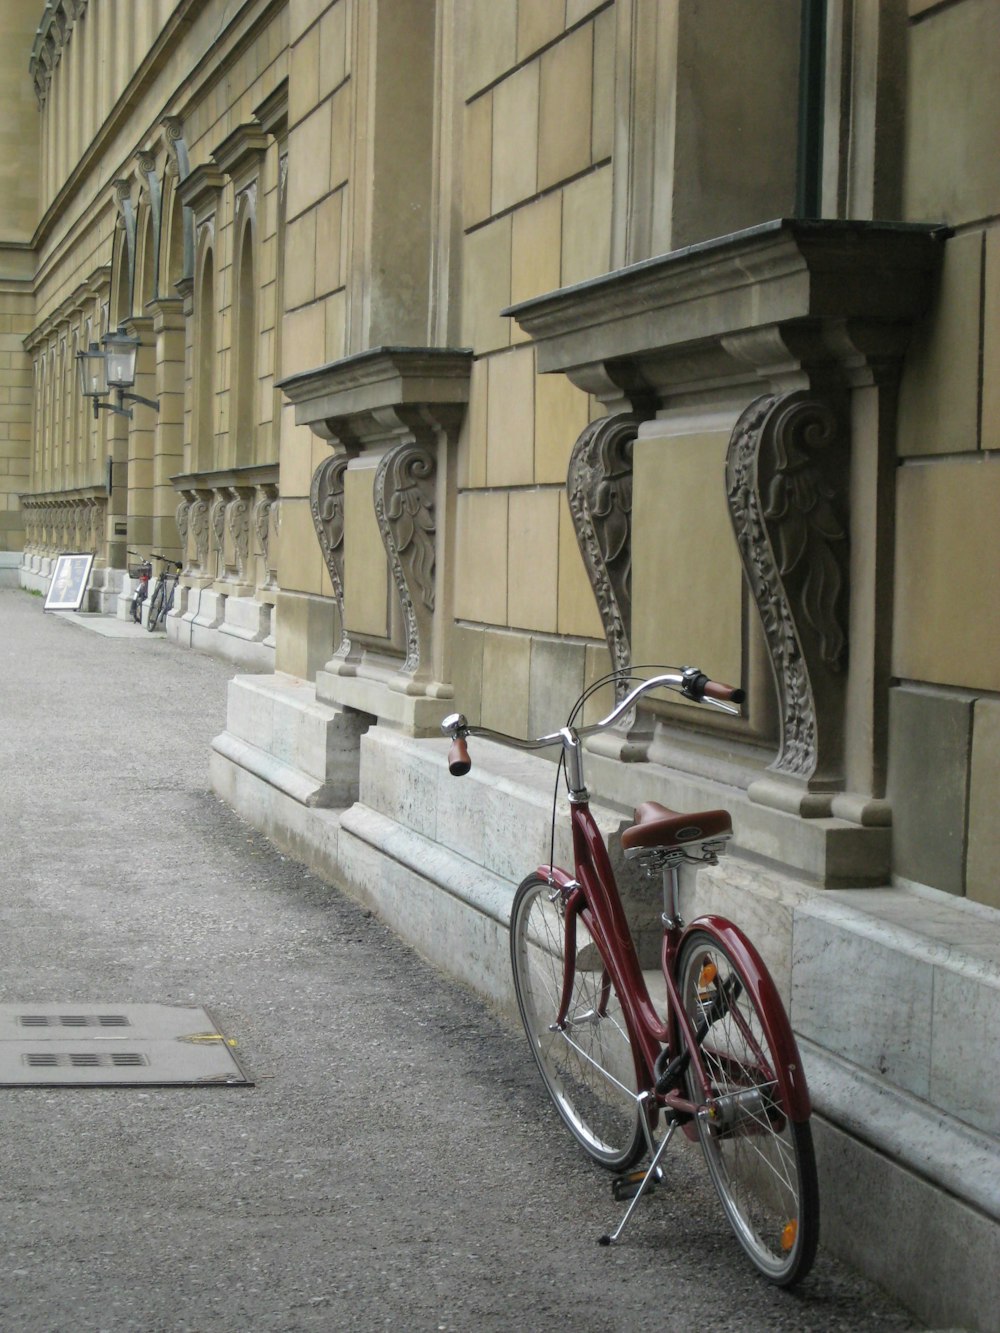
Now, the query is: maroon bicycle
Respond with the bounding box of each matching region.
[443,666,819,1286]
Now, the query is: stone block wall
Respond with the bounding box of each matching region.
[890,0,1000,906]
[0,0,40,551]
[0,292,34,553]
[454,2,615,736]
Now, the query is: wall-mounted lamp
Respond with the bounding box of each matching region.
[77,326,160,420]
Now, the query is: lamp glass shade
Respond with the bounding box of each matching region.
[77,343,108,398]
[101,327,138,388]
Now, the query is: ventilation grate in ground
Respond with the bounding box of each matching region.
[0,1004,252,1087]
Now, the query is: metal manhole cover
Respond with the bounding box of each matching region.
[0,1004,252,1087]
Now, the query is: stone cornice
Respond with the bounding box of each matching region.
[21,482,107,505]
[30,1,88,107]
[212,123,271,184]
[505,218,950,402]
[278,346,474,448]
[171,463,279,492]
[253,79,289,140]
[176,163,227,219]
[23,263,110,351]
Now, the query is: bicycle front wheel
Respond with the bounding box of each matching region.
[146,584,164,631]
[678,929,819,1286]
[510,874,645,1171]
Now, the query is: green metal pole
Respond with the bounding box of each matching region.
[796,0,827,218]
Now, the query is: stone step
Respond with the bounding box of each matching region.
[213,672,368,808]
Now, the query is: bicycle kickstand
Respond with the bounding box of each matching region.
[598,1116,679,1246]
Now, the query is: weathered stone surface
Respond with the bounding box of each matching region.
[887,685,972,896]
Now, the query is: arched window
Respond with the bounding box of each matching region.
[232,204,256,468]
[38,353,49,484]
[110,224,131,328]
[162,179,187,294]
[193,243,216,473]
[135,206,156,313]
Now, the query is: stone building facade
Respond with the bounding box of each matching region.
[3,1,999,1324]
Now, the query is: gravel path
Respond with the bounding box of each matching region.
[0,590,923,1331]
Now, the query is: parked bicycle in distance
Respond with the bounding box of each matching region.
[127,551,152,624]
[146,554,182,632]
[442,665,819,1287]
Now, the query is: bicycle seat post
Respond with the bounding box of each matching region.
[662,863,682,931]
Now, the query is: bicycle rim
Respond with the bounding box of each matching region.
[510,874,645,1171]
[678,930,819,1286]
[147,586,163,631]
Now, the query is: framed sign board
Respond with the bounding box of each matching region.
[44,553,95,612]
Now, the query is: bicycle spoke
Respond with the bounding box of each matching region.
[679,931,818,1285]
[511,875,644,1170]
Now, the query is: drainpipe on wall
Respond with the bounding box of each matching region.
[797,0,827,219]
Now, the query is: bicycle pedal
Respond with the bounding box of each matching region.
[612,1165,662,1202]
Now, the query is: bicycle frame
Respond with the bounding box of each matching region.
[541,794,812,1125]
[443,667,812,1124]
[147,554,182,630]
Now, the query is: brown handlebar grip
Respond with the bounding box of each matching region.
[448,737,471,776]
[703,679,746,705]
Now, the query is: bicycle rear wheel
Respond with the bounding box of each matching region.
[510,873,645,1171]
[678,929,819,1286]
[146,583,164,631]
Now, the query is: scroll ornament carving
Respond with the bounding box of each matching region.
[726,391,849,782]
[374,443,436,676]
[136,150,158,183]
[309,454,350,655]
[228,495,250,579]
[176,500,190,558]
[190,499,210,569]
[90,502,103,552]
[567,413,640,686]
[254,498,271,566]
[210,497,227,567]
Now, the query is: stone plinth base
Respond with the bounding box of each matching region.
[171,588,275,671]
[0,552,20,587]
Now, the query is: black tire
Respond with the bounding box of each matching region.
[131,588,145,624]
[146,583,164,631]
[677,929,819,1286]
[510,873,645,1171]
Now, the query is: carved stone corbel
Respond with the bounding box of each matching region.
[210,495,227,576]
[567,412,641,685]
[374,442,436,679]
[162,117,191,180]
[726,390,849,788]
[88,501,102,554]
[253,495,271,565]
[310,454,351,661]
[175,499,190,566]
[190,496,210,572]
[227,487,252,582]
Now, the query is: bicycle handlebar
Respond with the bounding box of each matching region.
[448,736,471,776]
[441,666,744,777]
[128,549,182,570]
